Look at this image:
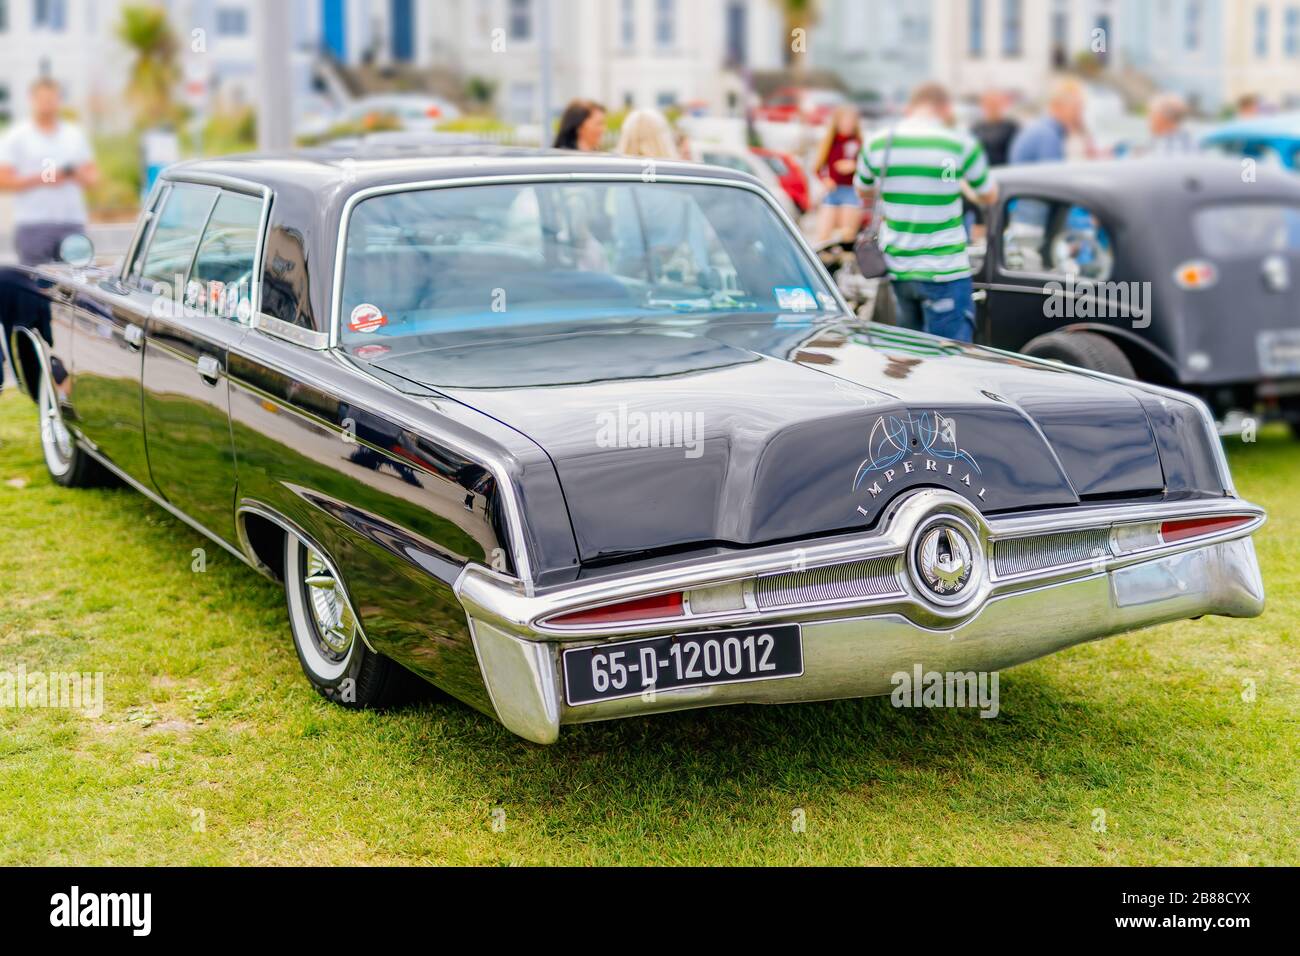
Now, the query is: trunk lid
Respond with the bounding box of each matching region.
[375,319,1171,564]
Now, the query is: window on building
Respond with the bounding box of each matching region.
[0,0,9,32]
[1185,0,1201,51]
[1287,6,1300,56]
[1050,0,1068,67]
[969,0,984,57]
[655,0,675,50]
[619,0,634,49]
[508,0,532,42]
[507,81,535,124]
[1002,0,1023,56]
[215,6,248,36]
[33,0,66,30]
[0,83,10,125]
[1256,5,1269,57]
[725,0,747,66]
[656,90,677,108]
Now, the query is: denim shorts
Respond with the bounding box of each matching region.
[823,185,861,208]
[890,276,976,342]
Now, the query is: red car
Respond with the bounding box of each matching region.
[751,147,811,214]
[755,87,847,126]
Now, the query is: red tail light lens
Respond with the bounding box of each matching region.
[1160,515,1253,543]
[548,592,685,626]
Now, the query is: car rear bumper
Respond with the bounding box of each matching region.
[454,490,1265,743]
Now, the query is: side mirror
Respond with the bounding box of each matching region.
[58,233,95,268]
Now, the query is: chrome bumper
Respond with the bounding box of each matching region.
[454,491,1265,743]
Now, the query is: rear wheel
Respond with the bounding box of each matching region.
[1021,331,1136,379]
[283,534,422,707]
[38,367,109,488]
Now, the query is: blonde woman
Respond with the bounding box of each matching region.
[616,109,679,160]
[812,104,864,244]
[610,109,709,279]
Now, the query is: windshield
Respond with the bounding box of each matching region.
[1193,203,1300,258]
[339,180,838,349]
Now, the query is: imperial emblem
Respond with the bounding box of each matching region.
[853,411,986,505]
[915,524,974,596]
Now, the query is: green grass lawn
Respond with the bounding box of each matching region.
[0,388,1295,865]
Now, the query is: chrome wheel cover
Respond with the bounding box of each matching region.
[39,378,73,477]
[302,544,357,661]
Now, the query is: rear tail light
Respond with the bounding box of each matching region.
[1173,260,1217,290]
[1159,515,1254,543]
[547,591,684,626]
[1114,514,1255,554]
[425,105,442,118]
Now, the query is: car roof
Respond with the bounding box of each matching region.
[164,144,759,210]
[993,156,1300,210]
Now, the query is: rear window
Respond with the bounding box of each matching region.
[1193,203,1300,257]
[339,180,835,349]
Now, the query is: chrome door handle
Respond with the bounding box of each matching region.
[123,324,144,351]
[196,354,222,386]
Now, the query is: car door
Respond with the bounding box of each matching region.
[974,195,1123,350]
[142,185,265,546]
[66,182,191,483]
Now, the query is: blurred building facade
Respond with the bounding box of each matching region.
[1,0,1295,133]
[0,0,130,129]
[418,0,787,122]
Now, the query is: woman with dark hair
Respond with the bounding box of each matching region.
[553,99,606,151]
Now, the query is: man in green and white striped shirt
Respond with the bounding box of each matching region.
[855,83,998,342]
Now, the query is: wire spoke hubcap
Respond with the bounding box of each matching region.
[303,547,356,659]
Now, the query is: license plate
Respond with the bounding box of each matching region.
[563,624,803,706]
[1258,329,1300,376]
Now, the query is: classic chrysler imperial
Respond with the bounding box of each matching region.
[0,146,1265,742]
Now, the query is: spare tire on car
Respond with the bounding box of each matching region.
[1021,331,1136,379]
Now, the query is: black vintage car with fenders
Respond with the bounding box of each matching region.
[973,157,1300,431]
[0,147,1265,742]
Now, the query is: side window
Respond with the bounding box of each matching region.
[187,190,264,322]
[1001,197,1114,281]
[139,183,218,292]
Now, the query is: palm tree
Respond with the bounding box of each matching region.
[774,0,820,75]
[117,4,180,128]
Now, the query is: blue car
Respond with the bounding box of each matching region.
[1202,112,1300,171]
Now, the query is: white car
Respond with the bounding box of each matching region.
[689,144,801,220]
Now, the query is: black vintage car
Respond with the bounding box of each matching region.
[974,158,1300,430]
[0,147,1265,743]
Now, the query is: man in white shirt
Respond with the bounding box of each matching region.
[0,77,99,265]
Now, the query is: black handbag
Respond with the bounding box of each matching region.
[854,128,895,280]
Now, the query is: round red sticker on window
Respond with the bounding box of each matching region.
[349,303,387,333]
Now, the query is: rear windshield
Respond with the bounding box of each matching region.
[1193,203,1300,257]
[339,180,835,348]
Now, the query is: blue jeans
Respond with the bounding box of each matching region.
[891,276,976,342]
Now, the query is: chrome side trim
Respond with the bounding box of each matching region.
[252,312,331,349]
[8,326,40,398]
[234,501,377,653]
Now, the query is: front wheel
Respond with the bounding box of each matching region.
[283,534,422,708]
